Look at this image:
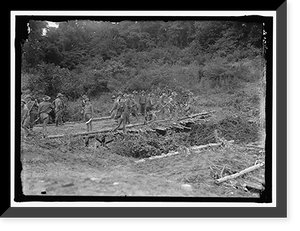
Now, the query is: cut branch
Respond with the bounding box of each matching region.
[215,162,264,184]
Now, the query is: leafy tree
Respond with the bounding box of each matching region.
[21,19,265,99]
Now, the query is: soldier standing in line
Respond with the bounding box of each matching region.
[112,94,130,133]
[21,98,32,138]
[109,93,121,121]
[185,91,195,114]
[128,93,139,122]
[25,95,39,132]
[54,93,64,127]
[169,91,178,120]
[83,97,94,132]
[80,94,88,121]
[138,90,147,118]
[145,92,156,122]
[159,93,168,120]
[38,96,53,138]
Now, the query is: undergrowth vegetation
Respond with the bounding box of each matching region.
[112,115,260,159]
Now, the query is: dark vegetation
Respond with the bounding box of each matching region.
[112,115,260,159]
[21,20,265,100]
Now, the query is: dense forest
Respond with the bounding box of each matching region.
[21,19,265,100]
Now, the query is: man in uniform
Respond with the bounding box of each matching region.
[185,91,195,114]
[128,93,139,122]
[25,95,39,132]
[138,90,147,117]
[145,92,156,122]
[158,93,169,120]
[112,94,130,133]
[83,97,94,132]
[21,98,32,138]
[109,93,121,121]
[54,93,64,127]
[81,94,88,121]
[38,95,53,138]
[169,91,178,120]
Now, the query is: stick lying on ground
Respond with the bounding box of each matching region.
[215,162,264,184]
[134,140,234,163]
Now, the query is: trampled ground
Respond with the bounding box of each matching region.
[21,132,265,197]
[20,97,266,199]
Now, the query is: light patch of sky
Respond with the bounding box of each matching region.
[47,21,59,28]
[42,21,59,35]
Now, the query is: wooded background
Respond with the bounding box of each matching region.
[21,20,265,99]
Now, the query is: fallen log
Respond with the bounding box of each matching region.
[191,140,234,152]
[134,140,234,163]
[148,151,179,160]
[215,162,264,184]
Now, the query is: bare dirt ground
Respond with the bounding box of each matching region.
[21,106,265,198]
[21,136,265,197]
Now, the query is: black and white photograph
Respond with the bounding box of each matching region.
[16,14,270,200]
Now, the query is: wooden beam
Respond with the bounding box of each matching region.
[47,121,146,139]
[47,111,215,139]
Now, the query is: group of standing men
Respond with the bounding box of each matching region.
[21,88,196,137]
[109,88,196,132]
[21,93,65,138]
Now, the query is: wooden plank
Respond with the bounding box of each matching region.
[47,111,215,139]
[35,121,78,127]
[47,121,145,139]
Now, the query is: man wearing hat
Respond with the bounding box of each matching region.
[21,98,31,138]
[112,95,130,133]
[25,95,39,131]
[109,94,120,120]
[38,96,53,138]
[81,94,89,121]
[185,91,195,114]
[138,90,147,117]
[54,93,64,126]
[158,93,168,119]
[83,97,94,132]
[169,91,178,120]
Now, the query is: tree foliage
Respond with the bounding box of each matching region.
[21,19,264,98]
